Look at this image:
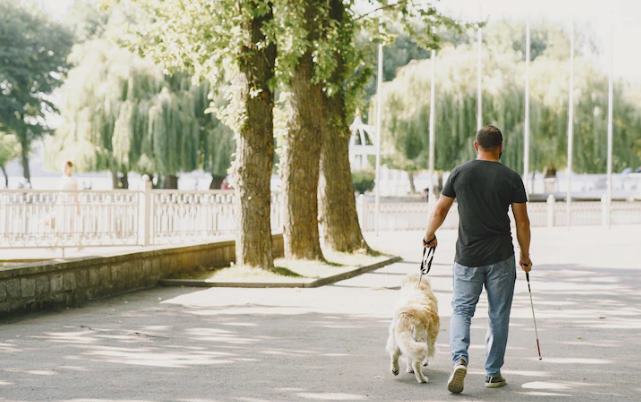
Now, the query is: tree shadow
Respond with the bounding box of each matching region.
[0,262,639,401]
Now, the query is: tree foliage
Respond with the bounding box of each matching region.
[48,39,233,182]
[0,1,74,180]
[377,22,641,174]
[0,132,19,186]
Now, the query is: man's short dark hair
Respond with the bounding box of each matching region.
[476,125,503,150]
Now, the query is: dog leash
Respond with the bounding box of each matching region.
[418,238,436,286]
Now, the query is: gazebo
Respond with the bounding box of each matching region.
[349,116,376,171]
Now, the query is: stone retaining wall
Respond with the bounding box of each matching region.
[0,235,284,316]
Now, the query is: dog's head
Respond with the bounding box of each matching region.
[402,273,433,292]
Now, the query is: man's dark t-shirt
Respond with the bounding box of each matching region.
[442,159,527,267]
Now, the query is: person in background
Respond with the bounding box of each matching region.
[60,160,78,191]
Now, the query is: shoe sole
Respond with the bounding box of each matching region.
[485,380,507,388]
[447,366,467,394]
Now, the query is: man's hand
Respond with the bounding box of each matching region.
[519,253,532,272]
[423,234,437,248]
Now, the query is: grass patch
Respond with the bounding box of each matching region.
[174,249,391,283]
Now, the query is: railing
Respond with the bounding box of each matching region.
[0,190,140,248]
[355,194,641,232]
[0,179,284,249]
[1,184,639,249]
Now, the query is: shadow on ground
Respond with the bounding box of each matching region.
[1,256,640,401]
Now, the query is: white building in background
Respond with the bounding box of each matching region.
[349,116,376,170]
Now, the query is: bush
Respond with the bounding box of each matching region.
[352,170,375,194]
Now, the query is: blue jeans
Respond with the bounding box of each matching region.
[450,256,516,376]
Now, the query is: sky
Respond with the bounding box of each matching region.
[32,0,641,82]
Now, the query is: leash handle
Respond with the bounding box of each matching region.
[418,239,437,286]
[420,245,436,275]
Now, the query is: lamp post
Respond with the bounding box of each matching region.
[428,49,436,198]
[476,27,483,131]
[566,21,575,226]
[524,20,531,193]
[606,23,614,226]
[374,42,383,235]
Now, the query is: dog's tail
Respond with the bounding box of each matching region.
[395,313,428,361]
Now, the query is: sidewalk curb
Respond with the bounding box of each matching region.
[159,255,402,288]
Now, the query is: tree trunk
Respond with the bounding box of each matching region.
[210,175,225,190]
[20,140,31,184]
[111,170,130,189]
[407,171,416,193]
[1,165,8,188]
[319,93,370,253]
[282,1,325,260]
[110,170,118,189]
[234,1,277,270]
[317,0,370,253]
[119,171,129,189]
[161,174,178,189]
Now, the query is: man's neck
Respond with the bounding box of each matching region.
[476,153,500,162]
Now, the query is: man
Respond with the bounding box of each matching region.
[422,125,532,394]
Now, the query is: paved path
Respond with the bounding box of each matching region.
[2,226,641,402]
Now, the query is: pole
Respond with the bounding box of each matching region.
[476,27,482,131]
[606,23,614,224]
[374,42,383,236]
[524,20,531,194]
[526,272,543,360]
[566,21,574,227]
[428,50,436,197]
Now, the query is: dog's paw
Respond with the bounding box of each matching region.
[391,367,399,376]
[406,366,414,374]
[423,360,429,367]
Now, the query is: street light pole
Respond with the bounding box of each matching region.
[606,23,614,225]
[476,27,483,131]
[524,20,531,193]
[566,21,575,226]
[374,42,383,236]
[428,50,436,198]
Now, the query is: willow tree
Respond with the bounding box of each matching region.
[377,22,641,176]
[129,0,277,270]
[0,1,73,183]
[47,40,160,184]
[191,80,235,189]
[49,39,229,188]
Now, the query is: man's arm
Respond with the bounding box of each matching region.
[423,195,455,248]
[511,202,532,272]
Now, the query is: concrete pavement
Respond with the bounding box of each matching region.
[1,225,641,401]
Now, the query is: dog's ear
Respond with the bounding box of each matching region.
[419,278,431,290]
[403,274,417,286]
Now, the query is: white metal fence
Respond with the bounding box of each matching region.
[0,180,283,249]
[1,185,639,249]
[355,194,641,231]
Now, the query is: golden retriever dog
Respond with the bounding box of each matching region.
[386,273,440,383]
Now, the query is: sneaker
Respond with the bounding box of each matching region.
[447,358,468,394]
[485,374,507,388]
